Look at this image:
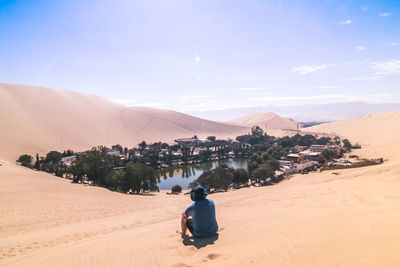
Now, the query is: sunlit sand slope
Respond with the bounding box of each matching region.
[308,110,400,160]
[0,83,249,161]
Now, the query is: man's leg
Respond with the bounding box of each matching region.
[181,213,188,235]
[185,218,195,237]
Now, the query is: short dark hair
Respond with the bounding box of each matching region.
[190,186,206,202]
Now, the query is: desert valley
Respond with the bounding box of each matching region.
[3,0,400,265]
[1,83,400,266]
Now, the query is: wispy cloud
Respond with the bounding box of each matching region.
[371,59,400,75]
[339,19,352,24]
[347,76,380,81]
[250,94,349,101]
[233,87,275,91]
[111,98,136,105]
[355,46,366,51]
[250,94,398,103]
[389,42,400,47]
[179,94,212,100]
[314,86,342,89]
[379,12,391,17]
[291,64,332,75]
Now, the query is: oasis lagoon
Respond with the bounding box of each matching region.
[156,158,248,190]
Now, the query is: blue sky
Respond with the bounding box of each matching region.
[1,0,399,112]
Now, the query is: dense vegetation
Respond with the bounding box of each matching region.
[17,127,339,194]
[111,163,157,194]
[171,185,182,194]
[17,154,33,168]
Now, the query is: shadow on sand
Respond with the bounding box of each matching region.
[182,233,219,249]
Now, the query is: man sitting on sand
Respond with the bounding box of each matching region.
[180,185,218,238]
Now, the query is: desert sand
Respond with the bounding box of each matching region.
[0,83,252,162]
[1,110,400,266]
[0,83,306,162]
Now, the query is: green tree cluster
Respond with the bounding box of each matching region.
[190,165,233,192]
[71,146,119,184]
[278,134,331,148]
[247,147,285,174]
[171,184,182,194]
[252,160,280,184]
[116,162,157,194]
[231,168,250,188]
[342,139,352,151]
[43,151,64,176]
[322,149,336,160]
[247,149,281,184]
[199,149,212,162]
[17,154,33,168]
[207,136,216,141]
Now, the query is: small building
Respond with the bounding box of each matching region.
[175,138,208,146]
[286,153,300,163]
[60,155,76,167]
[299,150,322,161]
[282,161,318,174]
[106,148,122,157]
[279,160,293,167]
[310,145,328,153]
[293,145,308,153]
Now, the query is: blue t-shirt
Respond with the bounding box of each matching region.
[185,199,218,237]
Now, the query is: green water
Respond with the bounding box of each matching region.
[157,158,248,190]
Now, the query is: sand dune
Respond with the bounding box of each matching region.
[1,110,400,266]
[0,83,251,162]
[0,83,303,162]
[307,111,400,160]
[228,112,300,136]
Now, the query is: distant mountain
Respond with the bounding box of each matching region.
[187,102,400,122]
[227,112,300,136]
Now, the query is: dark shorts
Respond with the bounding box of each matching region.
[186,218,195,236]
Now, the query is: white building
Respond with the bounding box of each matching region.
[310,145,328,153]
[60,155,76,167]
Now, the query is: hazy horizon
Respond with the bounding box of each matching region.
[1,0,400,113]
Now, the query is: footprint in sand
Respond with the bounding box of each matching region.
[173,263,193,267]
[206,253,220,260]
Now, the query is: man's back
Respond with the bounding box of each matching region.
[185,199,218,237]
